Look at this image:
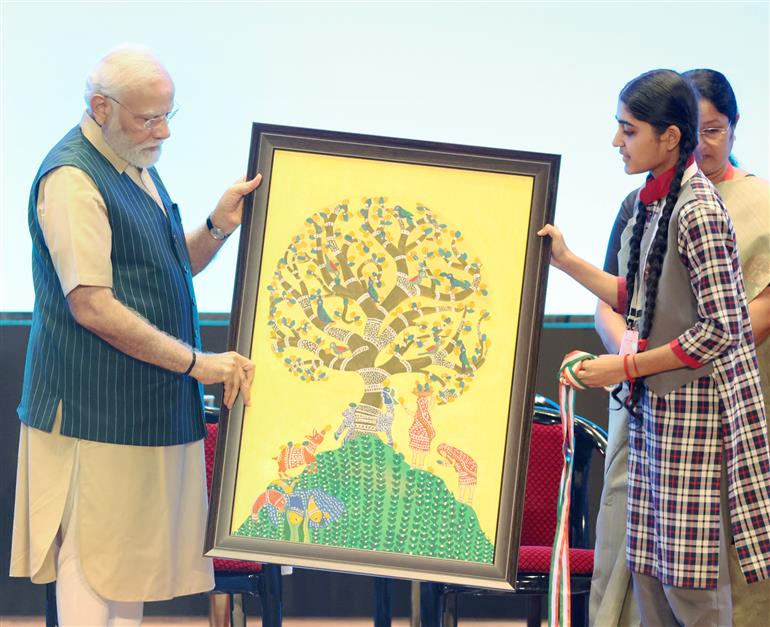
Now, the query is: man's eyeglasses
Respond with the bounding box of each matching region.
[698,127,730,144]
[103,95,179,131]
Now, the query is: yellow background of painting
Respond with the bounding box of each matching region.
[233,149,534,542]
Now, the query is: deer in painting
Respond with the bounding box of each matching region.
[274,425,330,480]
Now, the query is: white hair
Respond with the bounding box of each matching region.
[84,44,172,111]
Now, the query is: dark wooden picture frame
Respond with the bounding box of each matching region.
[206,124,559,590]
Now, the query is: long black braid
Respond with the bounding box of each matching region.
[611,70,700,422]
[625,143,695,419]
[609,200,647,414]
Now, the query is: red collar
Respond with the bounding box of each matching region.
[639,155,696,204]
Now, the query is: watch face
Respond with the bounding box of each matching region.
[208,216,228,240]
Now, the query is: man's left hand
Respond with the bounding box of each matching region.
[210,174,263,235]
[575,354,626,388]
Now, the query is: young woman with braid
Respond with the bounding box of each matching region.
[589,69,770,626]
[538,68,770,625]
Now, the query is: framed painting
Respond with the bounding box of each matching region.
[206,124,559,590]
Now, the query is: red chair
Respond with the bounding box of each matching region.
[204,410,283,627]
[377,395,607,627]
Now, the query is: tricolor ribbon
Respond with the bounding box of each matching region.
[548,350,596,627]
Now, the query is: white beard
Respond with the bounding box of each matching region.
[102,115,163,168]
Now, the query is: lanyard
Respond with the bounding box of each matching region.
[627,161,698,328]
[626,209,661,329]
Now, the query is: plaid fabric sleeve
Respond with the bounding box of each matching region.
[672,197,745,367]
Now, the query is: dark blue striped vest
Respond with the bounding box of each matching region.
[17,125,205,445]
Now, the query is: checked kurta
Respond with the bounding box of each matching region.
[623,171,770,589]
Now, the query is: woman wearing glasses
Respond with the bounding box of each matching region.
[590,68,770,626]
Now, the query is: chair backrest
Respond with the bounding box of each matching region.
[520,421,564,547]
[204,422,217,495]
[520,402,607,549]
[203,418,268,574]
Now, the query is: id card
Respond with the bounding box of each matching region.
[618,328,639,356]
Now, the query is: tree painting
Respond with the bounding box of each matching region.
[234,195,500,561]
[219,137,553,581]
[267,196,492,441]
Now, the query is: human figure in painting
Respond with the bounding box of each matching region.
[407,383,436,468]
[9,45,260,626]
[437,443,478,504]
[539,68,770,626]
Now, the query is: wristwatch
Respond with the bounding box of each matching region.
[206,215,229,241]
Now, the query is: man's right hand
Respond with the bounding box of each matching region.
[66,286,256,409]
[192,351,256,409]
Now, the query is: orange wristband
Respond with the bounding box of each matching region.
[623,354,635,381]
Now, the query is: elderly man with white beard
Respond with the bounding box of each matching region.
[10,45,260,626]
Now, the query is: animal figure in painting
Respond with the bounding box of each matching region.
[335,387,395,446]
[251,480,345,543]
[274,425,330,479]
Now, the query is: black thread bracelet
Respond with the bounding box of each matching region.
[182,350,197,376]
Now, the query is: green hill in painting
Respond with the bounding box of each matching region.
[234,435,494,563]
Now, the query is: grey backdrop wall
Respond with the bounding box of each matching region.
[0,316,611,619]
